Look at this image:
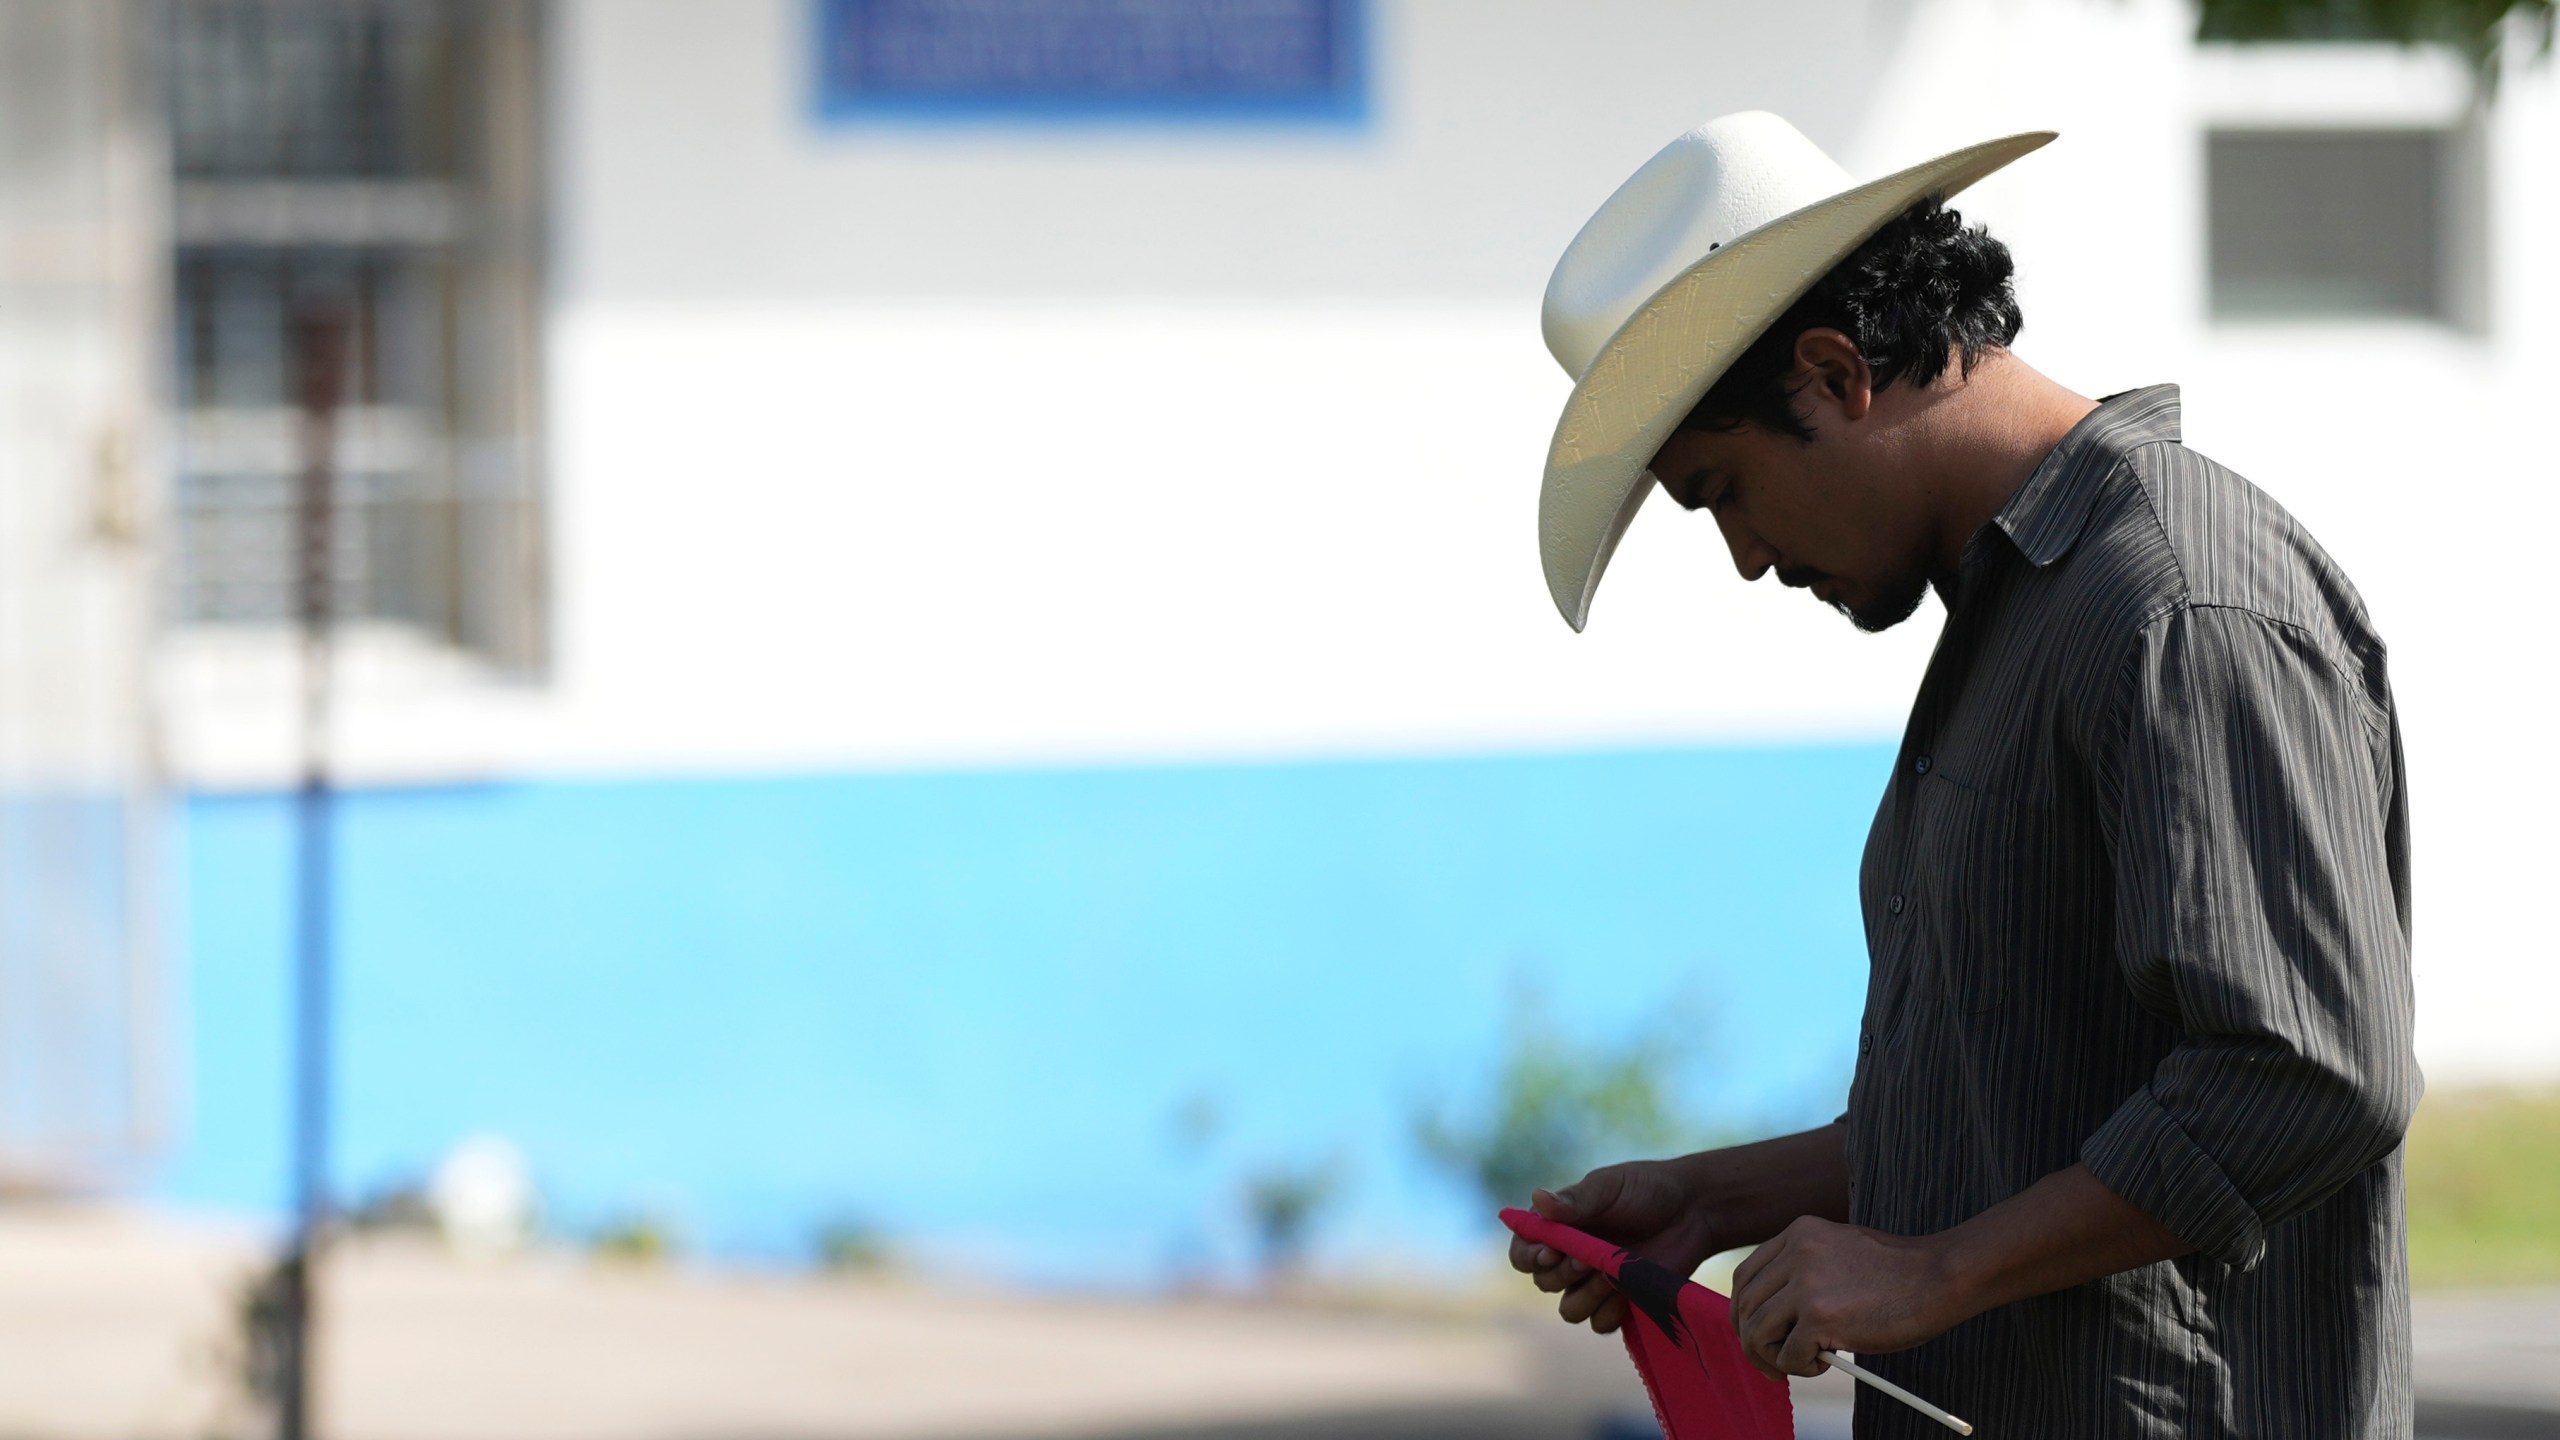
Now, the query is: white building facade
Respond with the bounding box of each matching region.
[138,0,2560,1273]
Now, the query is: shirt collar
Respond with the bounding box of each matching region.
[1991,384,2182,569]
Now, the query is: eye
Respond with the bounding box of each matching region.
[1676,468,1729,513]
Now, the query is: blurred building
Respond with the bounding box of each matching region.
[8,0,2551,1279]
[0,2,166,1194]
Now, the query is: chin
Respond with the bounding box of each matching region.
[1842,573,1930,634]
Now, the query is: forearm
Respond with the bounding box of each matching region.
[1932,1163,2191,1323]
[1677,1121,1851,1254]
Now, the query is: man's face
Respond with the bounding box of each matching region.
[1645,404,1938,634]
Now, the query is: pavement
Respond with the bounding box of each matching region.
[2413,1292,2560,1438]
[0,1207,2551,1440]
[0,1208,1541,1440]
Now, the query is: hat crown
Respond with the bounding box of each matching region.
[1541,112,1855,380]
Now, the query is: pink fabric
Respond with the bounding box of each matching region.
[1501,1208,1795,1440]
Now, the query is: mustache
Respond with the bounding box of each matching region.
[1776,565,1831,590]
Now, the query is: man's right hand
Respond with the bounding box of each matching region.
[1508,1160,1723,1335]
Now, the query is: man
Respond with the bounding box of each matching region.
[1510,114,2417,1438]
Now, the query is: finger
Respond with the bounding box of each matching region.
[1736,1282,1799,1380]
[1588,1292,1630,1335]
[1730,1234,1793,1328]
[1773,1313,1830,1377]
[1558,1270,1615,1324]
[1557,1271,1618,1326]
[1508,1235,1557,1275]
[1543,1166,1622,1228]
[1532,1259,1588,1294]
[1730,1226,1788,1299]
[1748,1340,1791,1382]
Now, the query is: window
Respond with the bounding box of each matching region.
[2194,42,2488,329]
[165,0,545,667]
[2207,128,2451,320]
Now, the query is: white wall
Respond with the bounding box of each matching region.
[554,0,1924,303]
[158,0,2560,1080]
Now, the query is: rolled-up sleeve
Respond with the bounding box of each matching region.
[2079,604,2417,1271]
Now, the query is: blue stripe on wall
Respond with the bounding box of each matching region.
[161,742,1890,1286]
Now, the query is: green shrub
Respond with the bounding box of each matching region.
[1416,990,1705,1218]
[591,1214,681,1265]
[1243,1159,1341,1280]
[815,1217,896,1274]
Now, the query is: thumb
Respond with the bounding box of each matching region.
[1535,1167,1622,1226]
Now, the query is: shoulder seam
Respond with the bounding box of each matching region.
[2134,601,2393,744]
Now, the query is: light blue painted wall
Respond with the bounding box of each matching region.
[160,742,1889,1285]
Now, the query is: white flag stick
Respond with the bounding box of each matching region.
[1819,1352,1973,1436]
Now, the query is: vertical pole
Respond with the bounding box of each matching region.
[280,302,347,1440]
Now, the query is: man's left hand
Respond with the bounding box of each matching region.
[1726,1216,1961,1380]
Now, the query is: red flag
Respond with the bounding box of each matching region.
[1501,1208,1795,1440]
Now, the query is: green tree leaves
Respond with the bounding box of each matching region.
[2196,0,2554,85]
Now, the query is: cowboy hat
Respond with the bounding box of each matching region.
[1538,113,2055,631]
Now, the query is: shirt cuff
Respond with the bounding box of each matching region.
[2080,1087,2267,1271]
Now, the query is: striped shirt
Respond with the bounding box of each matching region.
[1843,386,2418,1438]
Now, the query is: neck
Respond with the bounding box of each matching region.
[1903,352,2099,576]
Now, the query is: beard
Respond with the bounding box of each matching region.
[1777,564,1931,634]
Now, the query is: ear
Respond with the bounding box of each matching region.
[1789,328,1874,426]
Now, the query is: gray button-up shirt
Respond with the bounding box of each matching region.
[1845,386,2418,1438]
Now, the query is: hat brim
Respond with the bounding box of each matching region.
[1538,130,2056,632]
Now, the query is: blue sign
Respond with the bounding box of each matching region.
[815,0,1366,123]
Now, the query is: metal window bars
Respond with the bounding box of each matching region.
[164,0,546,670]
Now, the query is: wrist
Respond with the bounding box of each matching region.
[1928,1203,2059,1333]
[1671,1121,1854,1258]
[1663,1149,1747,1255]
[1667,1145,1784,1258]
[1918,1227,1994,1331]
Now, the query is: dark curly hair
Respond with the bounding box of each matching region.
[1680,199,2022,440]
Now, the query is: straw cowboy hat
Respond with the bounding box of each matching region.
[1538,113,2055,631]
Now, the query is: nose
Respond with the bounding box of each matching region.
[1712,506,1779,582]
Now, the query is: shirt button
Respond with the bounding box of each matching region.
[1888,893,1906,915]
[1859,1030,1874,1057]
[1913,754,1932,775]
